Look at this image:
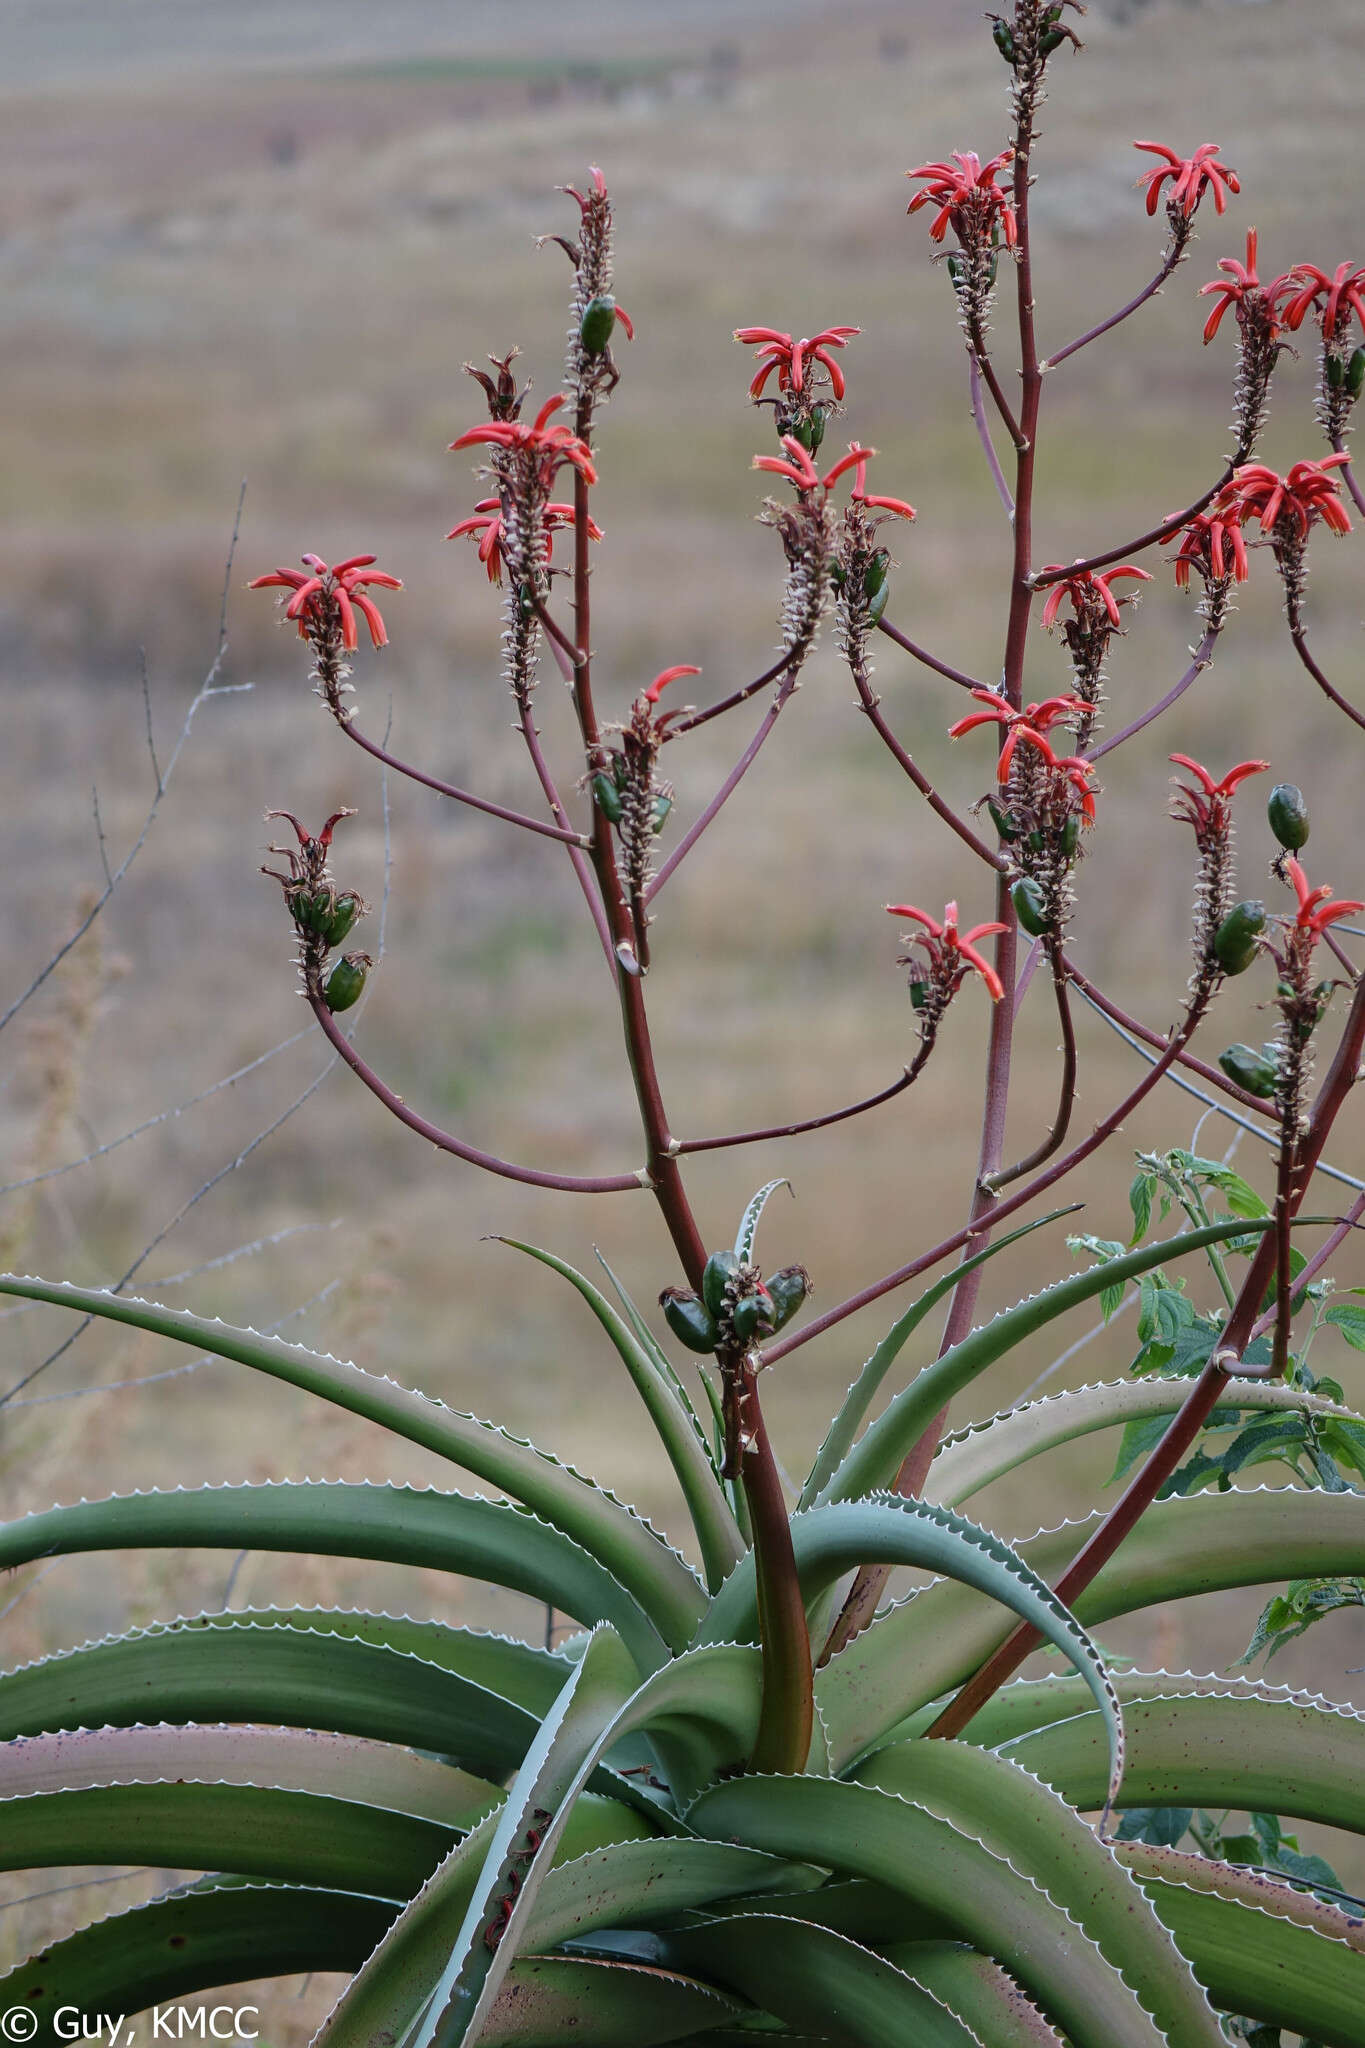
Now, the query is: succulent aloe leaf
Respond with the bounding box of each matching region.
[852,1742,1222,2046]
[1116,1840,1365,2044]
[0,1273,705,1647]
[926,1376,1357,1510]
[0,1777,454,1898]
[494,1238,744,1591]
[0,1878,399,2021]
[734,1178,792,1264]
[884,1942,1064,2047]
[819,1488,1365,1768]
[0,1721,502,1831]
[688,1776,1173,2048]
[526,1839,814,1952]
[1001,1685,1365,1839]
[593,1246,718,1461]
[315,1796,654,2048]
[481,1955,743,2045]
[819,1219,1269,1507]
[800,1209,1078,1509]
[0,1481,671,1674]
[662,1913,982,2046]
[706,1495,1123,1813]
[0,1615,547,1779]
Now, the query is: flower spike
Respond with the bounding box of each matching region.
[1133,140,1239,221]
[885,898,1007,1003]
[250,555,402,652]
[1285,855,1365,937]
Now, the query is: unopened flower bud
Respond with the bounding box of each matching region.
[1213,899,1266,975]
[1268,783,1310,851]
[1011,876,1049,937]
[766,1265,810,1332]
[660,1287,719,1355]
[1218,1043,1279,1098]
[702,1249,740,1321]
[324,952,371,1013]
[579,296,618,356]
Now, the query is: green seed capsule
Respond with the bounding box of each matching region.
[611,752,631,791]
[1350,348,1365,398]
[652,794,673,835]
[702,1249,740,1321]
[830,559,846,591]
[579,295,618,355]
[321,891,364,949]
[1268,782,1310,851]
[908,974,930,1010]
[660,1288,719,1355]
[1026,829,1044,853]
[766,1265,810,1333]
[864,549,890,600]
[290,888,327,935]
[323,952,370,1014]
[1327,351,1346,391]
[807,405,827,452]
[1061,812,1081,858]
[947,253,965,287]
[1012,876,1050,937]
[1040,25,1066,52]
[1218,1043,1279,1099]
[592,773,623,825]
[867,581,890,626]
[991,18,1016,61]
[1213,899,1266,975]
[731,1288,776,1346]
[518,583,536,620]
[791,414,817,452]
[987,799,1019,842]
[986,252,999,289]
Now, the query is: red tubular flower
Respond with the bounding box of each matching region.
[450,394,598,485]
[885,899,1007,1002]
[642,664,701,707]
[1133,140,1239,220]
[734,325,862,400]
[1284,855,1365,937]
[446,499,602,585]
[948,688,1087,781]
[1168,754,1270,840]
[1038,563,1152,629]
[906,150,1017,248]
[1035,740,1100,822]
[1229,455,1353,540]
[1198,230,1295,345]
[1167,502,1249,589]
[753,438,915,518]
[1281,262,1365,343]
[249,554,402,651]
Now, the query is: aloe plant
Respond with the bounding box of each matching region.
[5,1,1365,2040]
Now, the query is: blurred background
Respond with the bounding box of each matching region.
[2,0,1363,2021]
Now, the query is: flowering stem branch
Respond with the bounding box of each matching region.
[647,678,800,905]
[925,973,1365,1740]
[678,1047,933,1156]
[1328,435,1365,519]
[338,716,589,847]
[982,938,1077,1191]
[664,650,800,738]
[1033,464,1235,586]
[853,684,1006,873]
[968,330,1025,451]
[305,992,643,1193]
[1064,956,1267,1113]
[1289,624,1365,734]
[515,697,614,965]
[875,617,987,694]
[1042,243,1184,371]
[1250,1189,1365,1338]
[1086,626,1220,763]
[969,352,1016,520]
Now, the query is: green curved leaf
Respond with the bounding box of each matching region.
[0,1879,398,2027]
[592,1247,717,1465]
[1117,1840,1365,2044]
[926,1376,1356,1509]
[0,1482,669,1673]
[819,1487,1365,1766]
[884,1943,1064,2047]
[0,1612,550,1779]
[0,1272,705,1649]
[734,1178,791,1264]
[0,1721,501,1829]
[706,1495,1124,1810]
[493,1239,744,1593]
[852,1741,1221,2047]
[526,1839,814,1952]
[662,1913,981,2046]
[800,1210,1079,1510]
[688,1776,1172,2048]
[1001,1684,1365,1839]
[820,1219,1270,1507]
[0,1778,454,1897]
[480,1955,743,2046]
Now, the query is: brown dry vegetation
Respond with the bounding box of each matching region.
[1,0,1363,2023]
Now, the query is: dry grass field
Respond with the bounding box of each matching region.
[1,0,1363,2024]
